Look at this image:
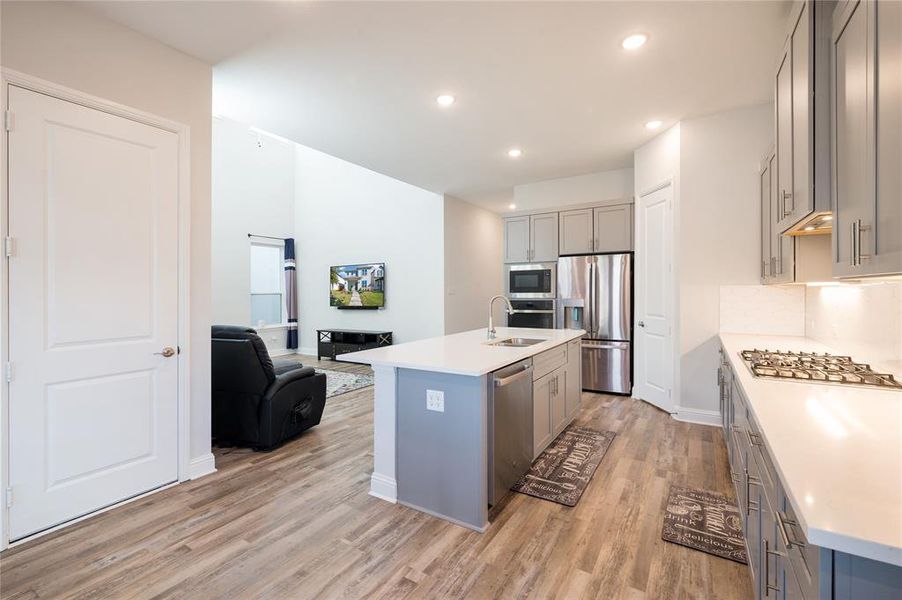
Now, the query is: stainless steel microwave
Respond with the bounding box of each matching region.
[505,263,556,299]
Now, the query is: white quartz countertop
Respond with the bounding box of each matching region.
[719,333,902,567]
[342,327,586,376]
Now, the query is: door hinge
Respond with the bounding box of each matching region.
[4,237,15,258]
[5,362,12,383]
[4,110,12,132]
[5,487,12,508]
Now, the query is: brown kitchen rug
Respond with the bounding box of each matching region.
[511,426,616,507]
[661,486,748,564]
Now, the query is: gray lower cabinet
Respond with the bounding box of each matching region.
[564,338,581,420]
[832,0,902,278]
[532,371,554,458]
[532,342,581,458]
[720,343,902,599]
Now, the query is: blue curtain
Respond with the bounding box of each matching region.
[284,238,298,349]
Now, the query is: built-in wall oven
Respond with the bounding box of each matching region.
[508,300,556,329]
[506,263,556,299]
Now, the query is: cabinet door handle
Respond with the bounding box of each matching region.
[856,219,871,264]
[764,539,784,596]
[782,190,792,216]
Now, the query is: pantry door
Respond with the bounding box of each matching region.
[634,182,675,413]
[6,85,180,540]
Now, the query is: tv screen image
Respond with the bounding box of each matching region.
[330,263,385,308]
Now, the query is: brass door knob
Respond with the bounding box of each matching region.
[155,347,176,358]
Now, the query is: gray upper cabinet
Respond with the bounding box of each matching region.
[833,0,902,277]
[559,208,594,255]
[760,151,796,284]
[775,1,834,234]
[530,213,559,262]
[776,39,795,230]
[504,213,559,263]
[503,216,530,263]
[559,204,634,256]
[771,152,796,283]
[593,204,633,253]
[761,158,772,281]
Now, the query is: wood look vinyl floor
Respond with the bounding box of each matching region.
[0,355,752,600]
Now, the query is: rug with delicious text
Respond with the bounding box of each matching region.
[661,486,748,564]
[512,425,616,507]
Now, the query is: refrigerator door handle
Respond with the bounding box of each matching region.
[589,260,598,338]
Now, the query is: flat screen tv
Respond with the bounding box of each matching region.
[330,263,385,309]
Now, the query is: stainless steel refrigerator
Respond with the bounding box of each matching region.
[556,254,632,394]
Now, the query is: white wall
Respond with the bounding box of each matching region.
[1,2,214,467]
[513,168,634,212]
[678,105,773,418]
[443,196,504,334]
[212,118,295,354]
[294,145,445,354]
[634,125,681,195]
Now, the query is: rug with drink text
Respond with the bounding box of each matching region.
[661,485,748,564]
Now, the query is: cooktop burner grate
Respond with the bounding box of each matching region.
[740,349,902,390]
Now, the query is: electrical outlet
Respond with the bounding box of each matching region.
[426,389,444,413]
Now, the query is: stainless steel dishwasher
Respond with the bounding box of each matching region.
[489,358,533,506]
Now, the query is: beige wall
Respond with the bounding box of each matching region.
[443,196,504,334]
[1,1,214,463]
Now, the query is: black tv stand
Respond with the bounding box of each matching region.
[317,329,392,361]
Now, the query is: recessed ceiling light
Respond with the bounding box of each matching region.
[622,34,648,50]
[823,215,834,221]
[508,148,523,158]
[509,203,517,210]
[436,94,455,107]
[645,120,663,130]
[804,226,816,231]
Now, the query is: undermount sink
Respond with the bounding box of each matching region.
[486,337,545,347]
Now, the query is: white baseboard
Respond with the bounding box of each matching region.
[672,407,721,427]
[369,473,397,503]
[188,452,217,480]
[299,346,317,357]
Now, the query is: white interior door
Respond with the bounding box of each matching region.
[7,86,180,540]
[634,183,674,413]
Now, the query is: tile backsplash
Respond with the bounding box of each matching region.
[719,284,806,336]
[805,280,902,373]
[719,281,902,374]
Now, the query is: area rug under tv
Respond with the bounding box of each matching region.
[316,368,374,398]
[512,425,616,507]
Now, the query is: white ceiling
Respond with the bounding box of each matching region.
[83,1,789,211]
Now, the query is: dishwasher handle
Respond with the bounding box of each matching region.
[494,364,532,387]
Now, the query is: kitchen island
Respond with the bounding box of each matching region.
[344,327,585,531]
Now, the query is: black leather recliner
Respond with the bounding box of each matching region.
[212,325,326,451]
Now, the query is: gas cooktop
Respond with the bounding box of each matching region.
[740,349,902,390]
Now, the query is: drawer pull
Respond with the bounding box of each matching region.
[776,511,807,549]
[764,539,784,596]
